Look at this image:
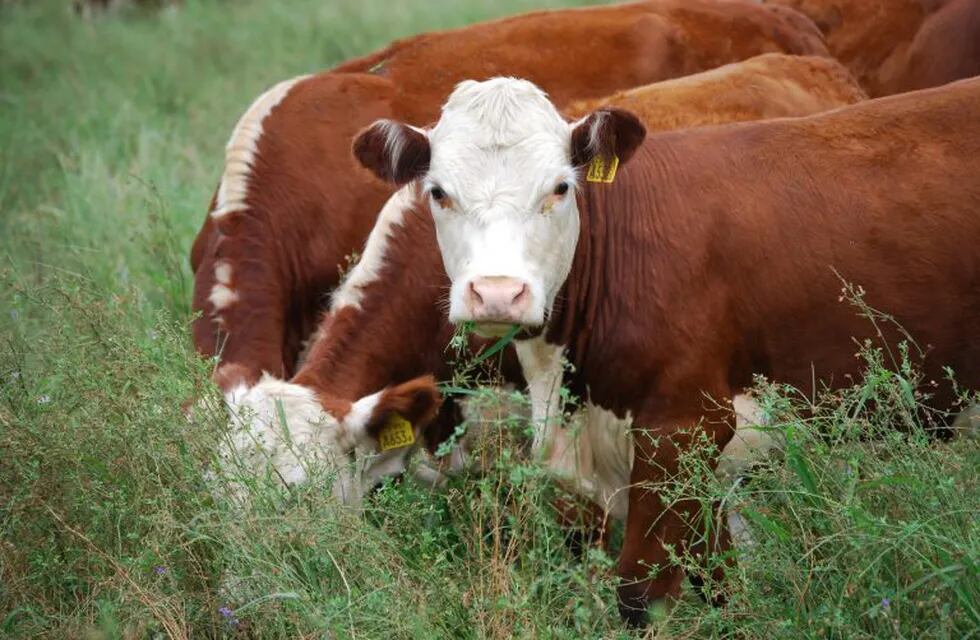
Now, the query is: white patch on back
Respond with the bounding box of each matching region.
[214,260,233,285]
[211,74,311,220]
[209,283,239,310]
[330,185,416,311]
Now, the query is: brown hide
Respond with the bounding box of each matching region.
[567,53,866,128]
[190,0,829,389]
[765,0,980,96]
[882,0,980,94]
[547,78,980,622]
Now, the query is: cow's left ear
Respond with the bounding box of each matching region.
[569,108,646,169]
[352,119,431,184]
[345,375,442,450]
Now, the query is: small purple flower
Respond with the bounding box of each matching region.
[881,598,891,610]
[218,606,239,627]
[154,566,167,575]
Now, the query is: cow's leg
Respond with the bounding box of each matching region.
[616,407,734,627]
[554,495,611,558]
[684,499,734,606]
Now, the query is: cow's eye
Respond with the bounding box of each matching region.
[554,182,569,196]
[430,186,446,202]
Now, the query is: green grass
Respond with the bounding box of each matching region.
[1,1,977,638]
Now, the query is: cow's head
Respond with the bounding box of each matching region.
[220,374,441,506]
[353,77,645,334]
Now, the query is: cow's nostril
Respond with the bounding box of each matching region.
[513,283,529,305]
[469,281,484,306]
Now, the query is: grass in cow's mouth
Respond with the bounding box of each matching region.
[471,322,521,339]
[1,1,977,638]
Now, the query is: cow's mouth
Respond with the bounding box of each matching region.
[472,322,519,338]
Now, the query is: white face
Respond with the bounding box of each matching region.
[353,78,644,334]
[219,377,419,508]
[424,79,581,331]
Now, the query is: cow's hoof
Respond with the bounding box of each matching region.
[688,572,728,607]
[616,586,649,628]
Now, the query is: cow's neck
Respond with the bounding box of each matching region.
[544,149,682,416]
[544,188,608,399]
[294,203,457,406]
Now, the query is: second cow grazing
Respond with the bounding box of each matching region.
[353,76,980,625]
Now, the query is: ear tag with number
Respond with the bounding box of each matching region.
[378,413,416,451]
[586,154,619,184]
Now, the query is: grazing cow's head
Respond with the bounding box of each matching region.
[353,77,645,334]
[220,375,441,507]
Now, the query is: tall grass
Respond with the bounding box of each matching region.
[1,1,977,637]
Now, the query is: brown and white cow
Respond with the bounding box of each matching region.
[191,0,830,390]
[352,76,980,624]
[765,0,980,96]
[221,52,864,516]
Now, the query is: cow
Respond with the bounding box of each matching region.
[765,0,980,96]
[351,76,980,625]
[566,53,866,128]
[190,0,830,391]
[220,50,865,517]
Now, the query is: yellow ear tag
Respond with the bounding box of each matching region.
[586,154,619,183]
[378,413,416,451]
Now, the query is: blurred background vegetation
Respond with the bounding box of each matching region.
[1,1,977,638]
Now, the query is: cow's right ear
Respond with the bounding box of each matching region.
[569,108,646,169]
[352,119,431,184]
[345,375,442,449]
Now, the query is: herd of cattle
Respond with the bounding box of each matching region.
[191,0,980,626]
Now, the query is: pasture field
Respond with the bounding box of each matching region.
[1,1,977,637]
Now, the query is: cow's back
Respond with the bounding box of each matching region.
[566,53,866,131]
[333,0,830,123]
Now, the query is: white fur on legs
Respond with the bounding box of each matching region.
[513,336,566,457]
[952,402,980,439]
[715,394,781,485]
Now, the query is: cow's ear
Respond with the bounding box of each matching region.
[352,119,431,184]
[345,375,442,449]
[569,108,646,168]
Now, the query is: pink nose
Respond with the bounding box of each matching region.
[466,276,531,322]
